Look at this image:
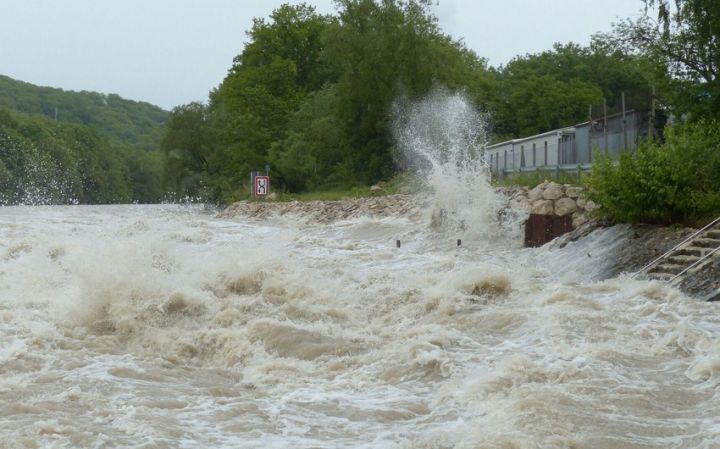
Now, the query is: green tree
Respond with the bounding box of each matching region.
[269,84,351,191]
[492,43,651,138]
[326,0,494,184]
[0,76,168,204]
[588,120,720,224]
[611,0,720,118]
[204,3,333,201]
[161,102,212,198]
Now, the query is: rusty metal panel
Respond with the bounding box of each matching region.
[524,214,573,247]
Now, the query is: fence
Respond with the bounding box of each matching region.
[486,91,660,178]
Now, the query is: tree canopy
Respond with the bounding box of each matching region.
[0,76,167,204]
[608,0,720,119]
[162,1,653,202]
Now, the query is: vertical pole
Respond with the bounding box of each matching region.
[250,171,257,198]
[588,104,593,161]
[511,144,515,171]
[649,85,656,140]
[622,92,627,151]
[603,98,608,154]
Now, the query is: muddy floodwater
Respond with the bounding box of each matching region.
[1,203,719,449]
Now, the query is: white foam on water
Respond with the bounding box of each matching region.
[393,87,525,245]
[0,92,718,448]
[1,204,719,448]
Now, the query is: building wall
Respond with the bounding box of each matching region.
[486,111,645,174]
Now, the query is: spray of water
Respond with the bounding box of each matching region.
[392,87,522,240]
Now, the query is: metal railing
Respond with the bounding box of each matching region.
[632,216,720,279]
[668,244,720,284]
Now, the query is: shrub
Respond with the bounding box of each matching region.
[587,120,720,225]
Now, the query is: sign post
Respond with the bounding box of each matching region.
[254,174,270,197]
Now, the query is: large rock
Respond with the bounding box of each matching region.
[542,182,565,200]
[584,200,599,212]
[511,197,531,212]
[554,197,578,216]
[531,199,554,215]
[565,186,584,198]
[511,189,528,201]
[528,185,544,202]
[576,197,587,209]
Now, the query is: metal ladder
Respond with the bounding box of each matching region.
[633,217,720,285]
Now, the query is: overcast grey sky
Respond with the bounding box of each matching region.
[0,1,646,110]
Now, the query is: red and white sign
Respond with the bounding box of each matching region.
[254,175,270,196]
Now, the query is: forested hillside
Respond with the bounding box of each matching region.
[161,0,656,203]
[0,75,167,151]
[0,76,168,204]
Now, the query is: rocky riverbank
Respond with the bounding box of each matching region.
[220,194,431,223]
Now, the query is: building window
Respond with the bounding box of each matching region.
[504,150,507,169]
[544,141,548,165]
[520,145,525,167]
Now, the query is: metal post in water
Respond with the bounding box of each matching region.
[457,239,462,247]
[396,240,401,248]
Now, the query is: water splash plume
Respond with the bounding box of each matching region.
[392,87,518,240]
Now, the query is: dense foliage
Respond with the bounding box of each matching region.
[588,121,720,224]
[586,0,720,224]
[0,75,168,151]
[492,42,654,139]
[609,0,719,120]
[0,76,168,204]
[162,1,652,202]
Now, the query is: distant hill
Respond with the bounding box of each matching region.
[0,76,169,204]
[0,75,168,151]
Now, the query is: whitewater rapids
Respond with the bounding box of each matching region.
[1,203,719,449]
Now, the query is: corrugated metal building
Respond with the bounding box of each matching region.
[485,110,647,175]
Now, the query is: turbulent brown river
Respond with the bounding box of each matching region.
[1,202,719,449]
[3,91,720,448]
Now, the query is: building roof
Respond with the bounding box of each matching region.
[485,128,572,150]
[485,109,640,150]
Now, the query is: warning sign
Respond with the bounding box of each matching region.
[254,175,270,196]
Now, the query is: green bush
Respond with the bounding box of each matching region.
[587,120,720,225]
